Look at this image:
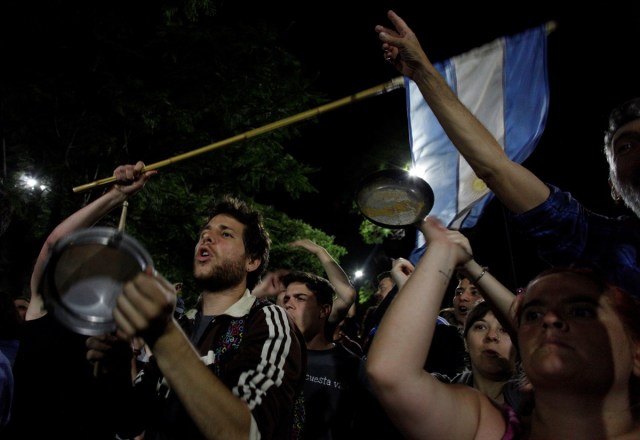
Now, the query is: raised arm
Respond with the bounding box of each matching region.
[366,217,505,439]
[458,259,519,341]
[376,10,550,214]
[288,239,357,326]
[251,269,289,300]
[28,161,156,320]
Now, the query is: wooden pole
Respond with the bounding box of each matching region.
[73,77,405,193]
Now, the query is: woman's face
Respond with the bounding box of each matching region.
[517,272,639,393]
[466,311,516,379]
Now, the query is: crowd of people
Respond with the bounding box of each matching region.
[1,8,640,440]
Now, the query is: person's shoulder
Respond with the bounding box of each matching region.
[249,297,284,317]
[250,299,281,320]
[253,296,276,308]
[438,308,456,322]
[250,300,301,336]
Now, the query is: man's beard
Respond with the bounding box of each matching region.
[194,256,246,292]
[613,175,640,218]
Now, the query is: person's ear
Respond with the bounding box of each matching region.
[246,257,261,273]
[320,303,331,319]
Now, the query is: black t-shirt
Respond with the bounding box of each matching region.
[302,344,365,440]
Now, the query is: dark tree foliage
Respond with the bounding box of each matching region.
[0,0,349,307]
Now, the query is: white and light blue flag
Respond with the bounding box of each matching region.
[407,24,550,262]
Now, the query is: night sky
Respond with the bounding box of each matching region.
[3,2,640,294]
[270,3,640,291]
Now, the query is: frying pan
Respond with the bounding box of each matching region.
[355,169,434,228]
[40,226,153,336]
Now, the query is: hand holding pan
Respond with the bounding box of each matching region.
[40,202,154,336]
[355,169,434,228]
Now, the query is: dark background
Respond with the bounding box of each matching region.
[3,2,640,297]
[267,3,640,291]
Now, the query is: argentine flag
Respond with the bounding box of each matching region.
[407,24,550,261]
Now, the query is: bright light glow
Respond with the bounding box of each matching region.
[354,270,364,279]
[17,174,48,192]
[408,166,425,177]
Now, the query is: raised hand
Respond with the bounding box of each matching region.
[375,10,430,79]
[112,161,157,196]
[113,268,177,346]
[418,216,473,267]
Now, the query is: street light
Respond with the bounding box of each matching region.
[17,173,48,193]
